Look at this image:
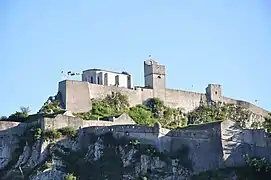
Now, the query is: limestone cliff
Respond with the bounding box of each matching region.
[1,123,271,180]
[0,127,191,180]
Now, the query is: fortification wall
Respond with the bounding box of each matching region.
[169,122,224,172]
[59,80,154,113]
[0,121,20,131]
[59,80,269,122]
[165,89,206,112]
[41,114,137,131]
[83,124,159,145]
[221,120,271,167]
[223,97,269,125]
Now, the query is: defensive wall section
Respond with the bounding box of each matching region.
[40,114,271,172]
[1,115,271,173]
[58,80,269,124]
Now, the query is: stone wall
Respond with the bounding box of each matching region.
[59,80,269,123]
[221,119,271,168]
[40,114,224,172]
[165,88,206,112]
[223,96,269,126]
[169,122,224,172]
[59,80,154,113]
[0,121,20,131]
[1,115,271,173]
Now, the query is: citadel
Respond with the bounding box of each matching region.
[59,58,269,123]
[0,58,270,178]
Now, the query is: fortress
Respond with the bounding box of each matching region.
[58,58,269,125]
[0,59,270,176]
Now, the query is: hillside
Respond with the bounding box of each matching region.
[0,93,271,179]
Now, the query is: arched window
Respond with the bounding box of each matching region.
[90,76,94,83]
[97,77,100,84]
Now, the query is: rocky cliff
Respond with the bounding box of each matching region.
[0,125,191,180]
[1,123,271,180]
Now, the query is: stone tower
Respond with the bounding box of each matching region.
[144,58,166,101]
[205,84,223,103]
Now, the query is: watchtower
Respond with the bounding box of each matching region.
[144,57,166,101]
[206,84,223,103]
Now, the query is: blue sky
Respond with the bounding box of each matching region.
[0,0,270,116]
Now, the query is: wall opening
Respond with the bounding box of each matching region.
[90,76,94,83]
[104,73,108,85]
[127,75,131,88]
[97,77,100,84]
[115,75,119,86]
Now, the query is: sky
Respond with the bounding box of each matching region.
[0,0,270,116]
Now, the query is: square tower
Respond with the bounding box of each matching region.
[144,59,166,90]
[144,59,166,101]
[206,84,223,103]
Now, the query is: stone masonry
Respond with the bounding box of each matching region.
[58,59,269,125]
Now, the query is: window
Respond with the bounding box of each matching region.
[90,76,94,83]
[215,91,218,95]
[158,75,161,79]
[97,77,100,84]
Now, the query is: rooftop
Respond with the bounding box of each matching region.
[83,68,131,76]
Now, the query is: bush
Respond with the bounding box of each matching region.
[43,129,62,141]
[74,92,130,120]
[263,113,271,134]
[38,99,63,114]
[59,127,77,138]
[128,105,156,126]
[63,173,77,180]
[34,128,42,140]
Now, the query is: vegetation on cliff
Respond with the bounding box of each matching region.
[3,123,271,180]
[192,154,271,180]
[52,132,191,180]
[72,92,260,129]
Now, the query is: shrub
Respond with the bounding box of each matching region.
[59,127,77,138]
[43,129,62,141]
[34,128,42,140]
[63,173,77,180]
[128,105,156,126]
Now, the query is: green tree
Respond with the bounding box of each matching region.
[128,105,156,126]
[8,106,30,121]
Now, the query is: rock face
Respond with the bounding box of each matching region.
[0,129,191,180]
[0,124,270,180]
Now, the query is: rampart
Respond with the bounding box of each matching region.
[58,80,269,125]
[39,114,271,172]
[1,114,271,173]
